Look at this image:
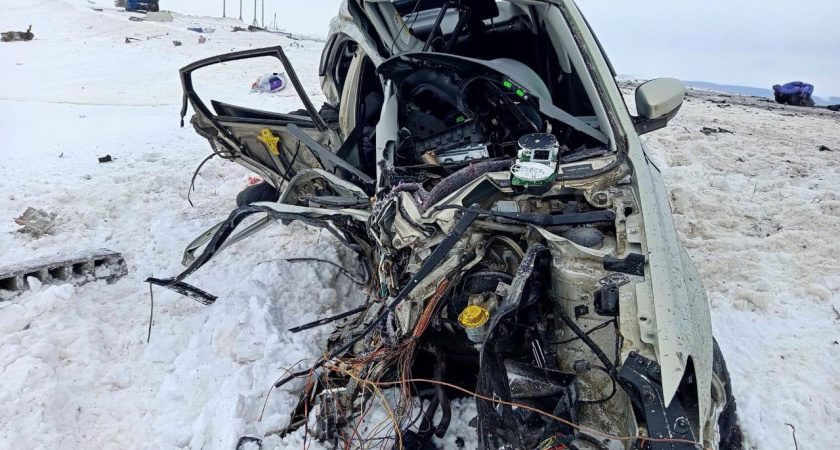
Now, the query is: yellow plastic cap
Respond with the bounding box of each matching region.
[458,305,489,329]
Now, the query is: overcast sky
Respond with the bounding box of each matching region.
[576,0,840,98]
[176,0,840,97]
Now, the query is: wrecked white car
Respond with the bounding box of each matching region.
[155,0,742,448]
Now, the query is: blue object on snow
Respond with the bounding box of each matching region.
[772,81,814,98]
[125,0,159,11]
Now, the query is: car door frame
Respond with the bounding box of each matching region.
[179,45,345,191]
[180,45,329,136]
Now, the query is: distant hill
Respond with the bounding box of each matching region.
[685,81,840,106]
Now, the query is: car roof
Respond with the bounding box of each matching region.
[392,0,499,18]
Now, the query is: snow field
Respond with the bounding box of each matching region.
[1,0,839,449]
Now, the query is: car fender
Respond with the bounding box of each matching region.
[628,134,714,437]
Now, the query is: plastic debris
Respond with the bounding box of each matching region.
[251,73,288,93]
[14,207,57,237]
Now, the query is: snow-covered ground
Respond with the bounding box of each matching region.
[637,90,840,448]
[1,1,838,449]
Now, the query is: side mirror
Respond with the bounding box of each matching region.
[633,78,686,135]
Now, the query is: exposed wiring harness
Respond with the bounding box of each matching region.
[320,371,714,450]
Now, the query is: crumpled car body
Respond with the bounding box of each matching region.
[166,0,742,448]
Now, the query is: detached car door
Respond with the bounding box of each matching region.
[180,45,374,193]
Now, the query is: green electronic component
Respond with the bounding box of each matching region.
[511,133,559,187]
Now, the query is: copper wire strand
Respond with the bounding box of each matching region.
[301,366,315,449]
[352,386,386,450]
[320,369,366,450]
[332,354,405,448]
[354,385,383,449]
[278,277,707,450]
[396,279,451,417]
[259,357,317,421]
[338,361,404,449]
[329,349,424,449]
[299,279,452,448]
[325,359,712,450]
[347,364,394,449]
[266,257,709,450]
[314,279,449,450]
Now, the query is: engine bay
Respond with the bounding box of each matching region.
[253,160,705,450]
[377,53,612,195]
